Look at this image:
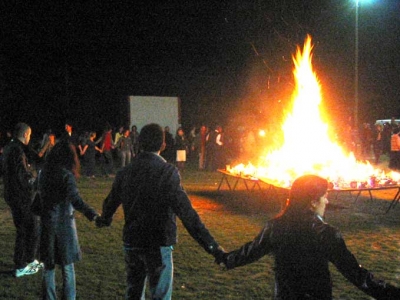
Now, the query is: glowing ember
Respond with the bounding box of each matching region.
[230,35,400,189]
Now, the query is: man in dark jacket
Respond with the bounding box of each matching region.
[60,120,79,148]
[96,123,225,300]
[2,122,42,277]
[206,125,224,171]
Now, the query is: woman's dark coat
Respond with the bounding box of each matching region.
[37,168,97,269]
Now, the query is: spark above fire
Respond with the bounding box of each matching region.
[228,35,400,189]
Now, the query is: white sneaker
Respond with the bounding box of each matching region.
[27,259,44,269]
[15,264,39,278]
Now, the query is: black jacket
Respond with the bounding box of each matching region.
[2,139,34,209]
[226,211,400,300]
[101,152,220,255]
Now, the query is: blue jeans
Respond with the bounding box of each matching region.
[42,263,76,300]
[124,245,173,300]
[120,150,132,167]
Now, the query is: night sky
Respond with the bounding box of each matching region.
[1,0,400,137]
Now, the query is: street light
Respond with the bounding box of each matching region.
[354,0,374,129]
[354,0,359,129]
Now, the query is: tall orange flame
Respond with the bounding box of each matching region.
[230,35,399,188]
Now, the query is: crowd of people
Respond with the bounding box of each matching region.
[0,121,233,180]
[1,122,227,299]
[2,121,400,299]
[3,117,400,181]
[160,124,227,172]
[355,118,400,170]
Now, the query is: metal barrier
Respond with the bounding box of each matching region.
[217,169,400,213]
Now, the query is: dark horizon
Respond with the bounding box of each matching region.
[1,1,400,135]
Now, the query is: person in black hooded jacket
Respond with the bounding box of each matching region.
[222,174,400,300]
[2,122,42,277]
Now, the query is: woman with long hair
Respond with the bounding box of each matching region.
[222,174,400,299]
[37,141,99,299]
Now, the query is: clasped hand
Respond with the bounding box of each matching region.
[94,215,109,228]
[213,246,229,270]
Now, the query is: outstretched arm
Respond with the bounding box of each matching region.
[167,167,225,259]
[64,171,98,221]
[325,226,400,299]
[224,222,273,270]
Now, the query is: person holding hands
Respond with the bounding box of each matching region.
[220,174,400,300]
[96,123,225,300]
[36,141,99,299]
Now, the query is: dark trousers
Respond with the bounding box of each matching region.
[84,157,96,177]
[101,150,114,175]
[389,151,400,170]
[207,146,224,171]
[10,205,40,269]
[373,142,383,164]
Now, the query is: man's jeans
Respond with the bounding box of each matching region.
[42,263,76,300]
[124,245,173,300]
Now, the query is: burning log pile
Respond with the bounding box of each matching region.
[227,35,400,190]
[227,163,400,190]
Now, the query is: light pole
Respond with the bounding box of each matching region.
[354,0,359,129]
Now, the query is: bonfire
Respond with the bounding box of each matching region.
[229,35,400,189]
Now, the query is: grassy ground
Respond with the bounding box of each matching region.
[1,159,400,299]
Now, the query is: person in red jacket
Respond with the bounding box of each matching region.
[98,124,115,177]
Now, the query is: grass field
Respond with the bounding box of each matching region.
[1,163,400,299]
